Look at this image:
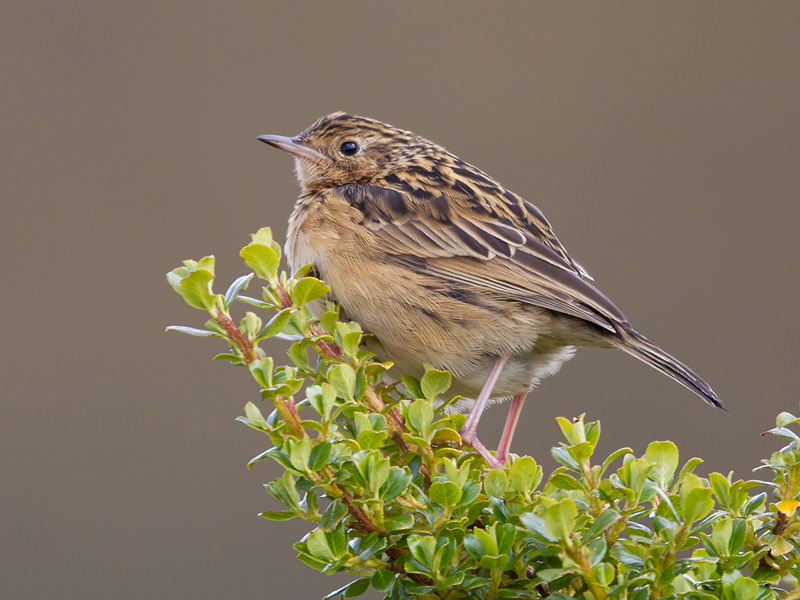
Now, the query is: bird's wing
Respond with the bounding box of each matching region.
[339,183,628,333]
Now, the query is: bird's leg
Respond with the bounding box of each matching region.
[494,392,527,467]
[460,353,510,469]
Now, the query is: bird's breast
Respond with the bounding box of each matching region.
[285,192,363,274]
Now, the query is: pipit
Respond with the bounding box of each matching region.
[259,112,724,469]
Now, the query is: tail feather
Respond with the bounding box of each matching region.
[610,325,726,412]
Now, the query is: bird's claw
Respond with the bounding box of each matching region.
[461,430,505,470]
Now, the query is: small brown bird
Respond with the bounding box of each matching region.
[259,112,724,468]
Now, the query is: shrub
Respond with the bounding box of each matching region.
[167,228,800,599]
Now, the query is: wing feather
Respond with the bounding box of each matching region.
[339,182,626,332]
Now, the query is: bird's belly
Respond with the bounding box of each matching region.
[315,250,581,398]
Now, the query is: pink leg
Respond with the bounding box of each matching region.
[494,392,527,467]
[461,353,510,469]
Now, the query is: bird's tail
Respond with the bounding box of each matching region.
[609,325,726,411]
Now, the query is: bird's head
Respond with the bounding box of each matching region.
[258,112,430,193]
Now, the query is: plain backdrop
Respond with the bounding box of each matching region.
[2,2,799,598]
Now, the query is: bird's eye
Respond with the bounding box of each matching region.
[339,141,359,156]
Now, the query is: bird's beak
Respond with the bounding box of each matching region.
[257,134,331,164]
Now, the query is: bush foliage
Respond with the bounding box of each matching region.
[168,229,800,599]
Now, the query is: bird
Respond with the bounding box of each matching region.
[258,112,725,469]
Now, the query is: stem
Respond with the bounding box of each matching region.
[341,494,379,533]
[214,310,257,364]
[774,511,788,536]
[274,280,293,310]
[652,524,688,596]
[274,395,305,438]
[309,323,343,360]
[364,388,409,453]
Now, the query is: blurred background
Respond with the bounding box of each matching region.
[2,2,799,598]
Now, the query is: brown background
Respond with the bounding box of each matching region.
[2,2,799,598]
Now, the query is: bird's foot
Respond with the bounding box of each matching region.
[460,430,505,470]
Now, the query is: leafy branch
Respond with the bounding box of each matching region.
[167,228,800,600]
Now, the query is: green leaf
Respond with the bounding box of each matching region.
[620,457,654,502]
[319,499,348,532]
[583,509,620,541]
[494,523,515,555]
[250,227,279,250]
[340,330,362,359]
[549,473,584,491]
[309,441,332,471]
[407,399,434,440]
[166,268,188,294]
[473,528,499,555]
[259,511,295,521]
[645,440,679,489]
[328,364,356,401]
[287,342,309,371]
[709,472,732,509]
[343,578,370,598]
[399,581,435,596]
[380,468,411,500]
[167,257,216,304]
[556,416,581,445]
[566,441,594,463]
[266,471,301,509]
[306,528,334,562]
[682,487,714,524]
[179,268,217,311]
[241,311,262,337]
[367,457,390,495]
[407,535,437,570]
[319,310,338,333]
[456,481,482,509]
[246,447,272,468]
[357,429,388,450]
[287,437,312,472]
[223,273,253,307]
[711,517,733,556]
[672,457,704,492]
[729,518,747,554]
[551,446,581,471]
[544,498,577,541]
[165,325,218,337]
[599,447,633,477]
[592,563,615,586]
[479,554,509,571]
[291,277,329,306]
[484,469,508,498]
[609,545,644,569]
[420,368,451,402]
[537,568,575,583]
[401,375,424,399]
[508,456,540,495]
[383,513,414,531]
[240,243,279,281]
[306,383,337,421]
[244,402,268,429]
[732,577,759,600]
[371,569,396,593]
[249,357,274,388]
[429,481,462,509]
[463,534,487,560]
[743,492,766,516]
[258,309,292,339]
[519,513,557,542]
[461,576,492,590]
